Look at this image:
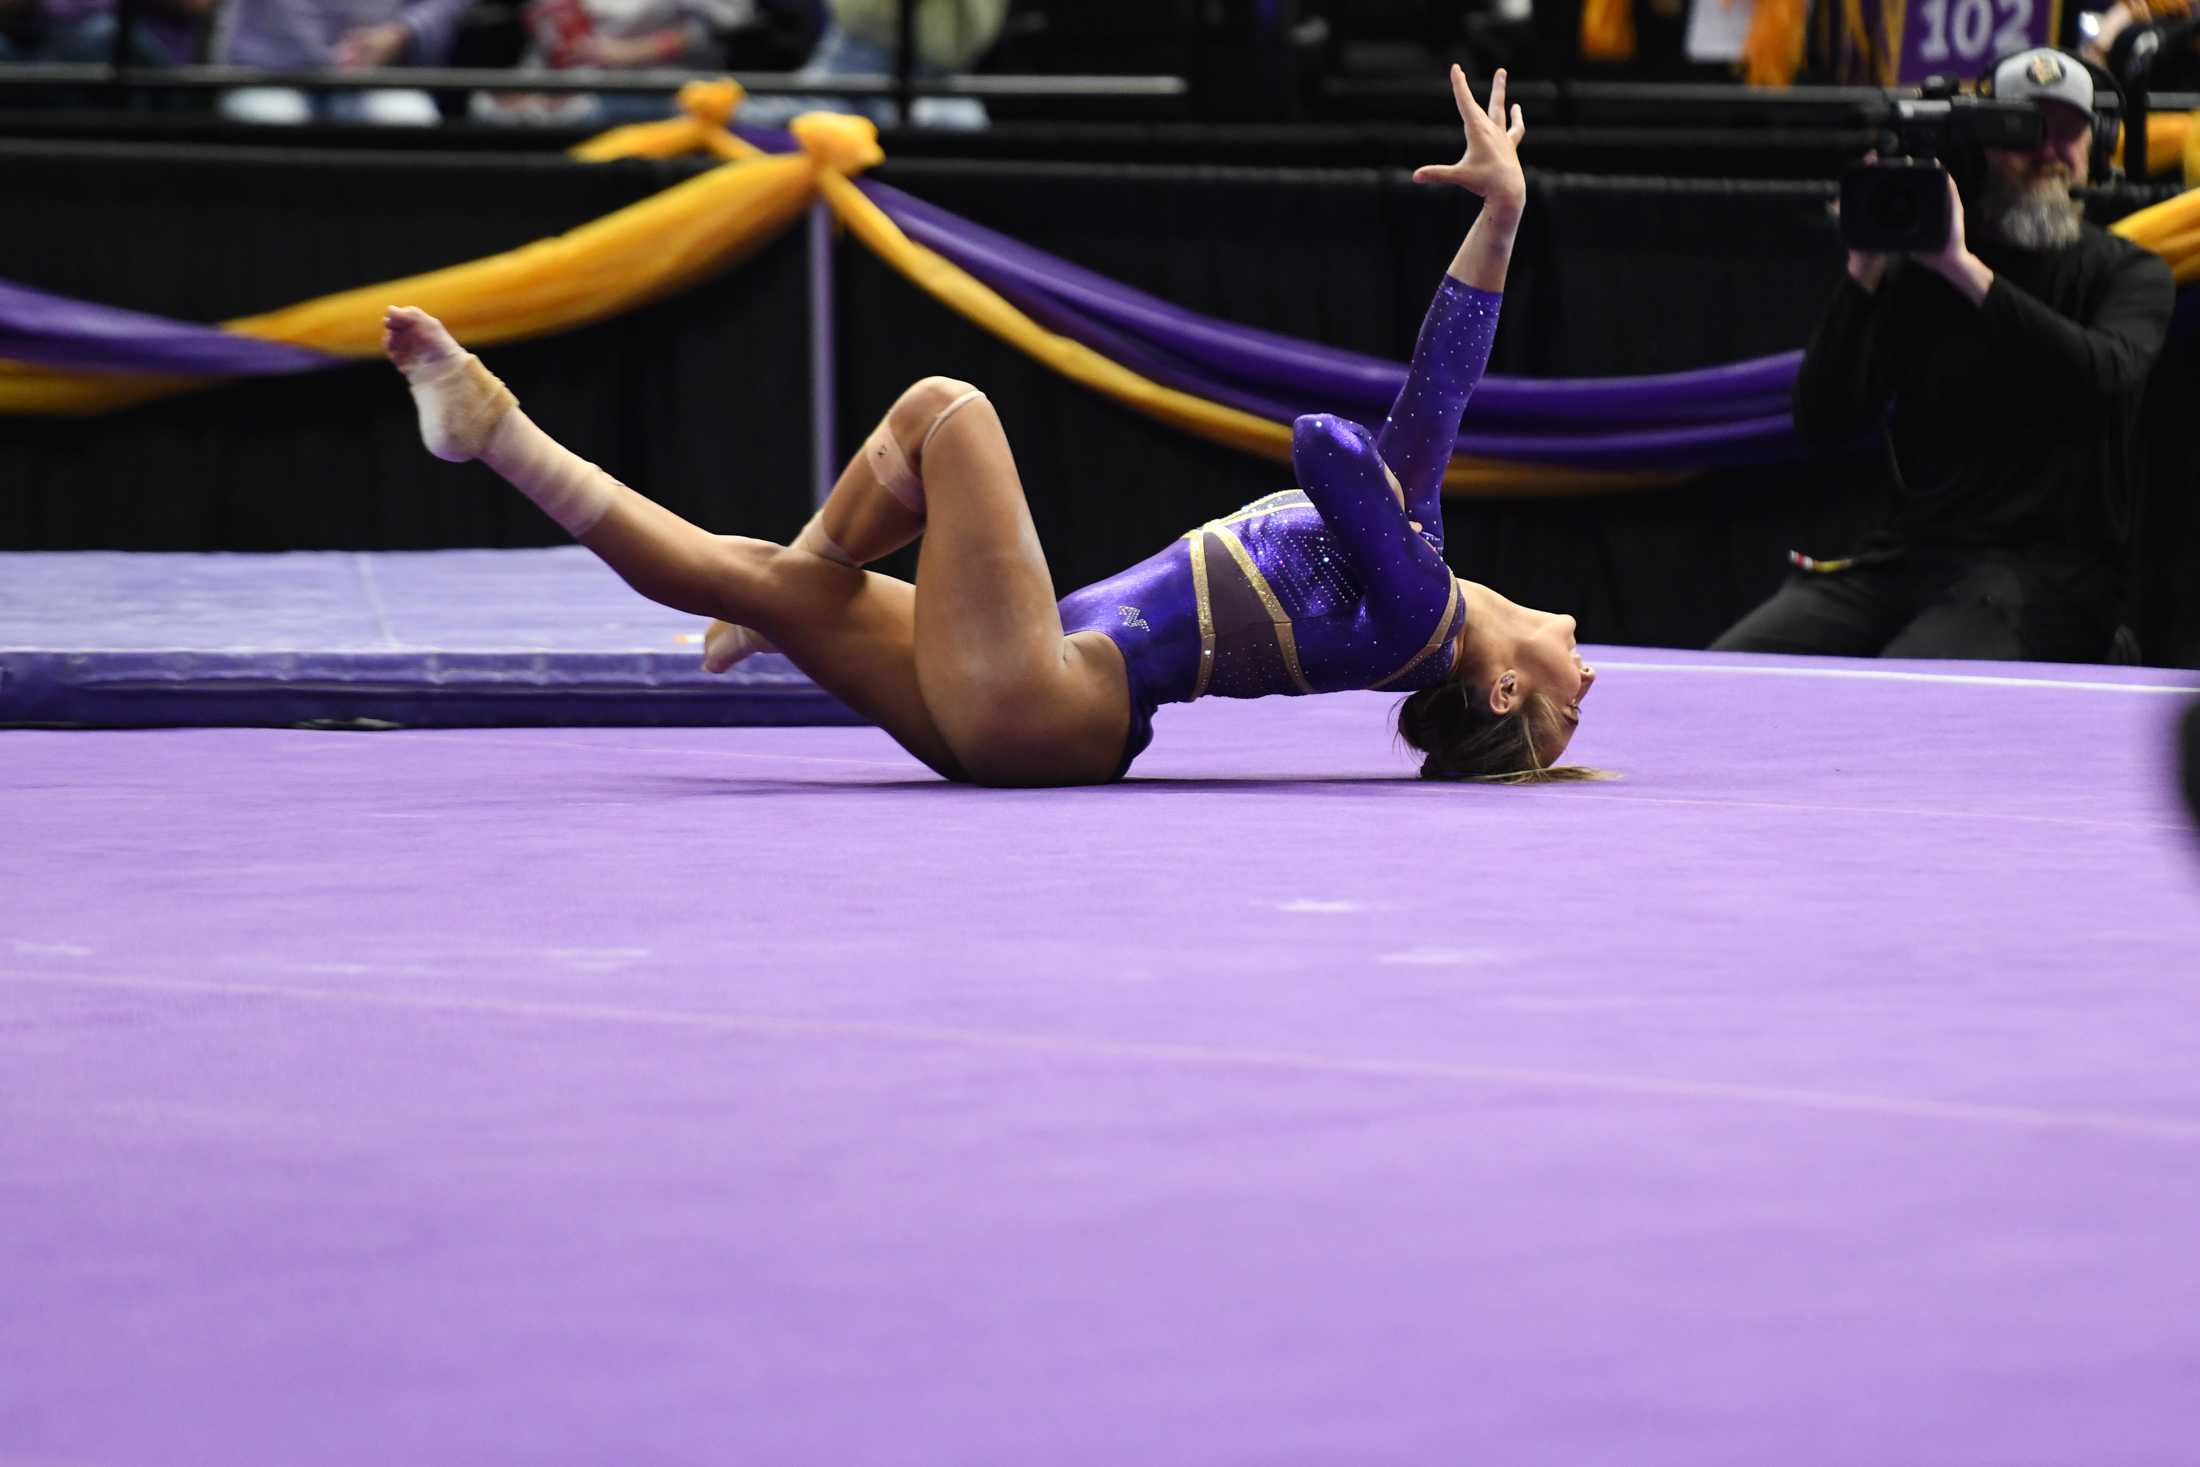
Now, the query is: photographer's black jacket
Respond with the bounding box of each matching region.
[1794,224,2174,561]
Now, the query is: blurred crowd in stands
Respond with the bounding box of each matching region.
[0,0,1006,125]
[0,0,2196,129]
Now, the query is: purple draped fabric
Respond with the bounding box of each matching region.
[0,281,340,377]
[6,137,2189,476]
[860,180,1804,424]
[732,123,799,154]
[858,179,1804,469]
[20,139,2180,476]
[963,239,1794,469]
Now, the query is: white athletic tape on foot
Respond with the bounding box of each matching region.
[404,351,517,465]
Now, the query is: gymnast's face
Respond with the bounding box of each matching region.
[1505,606,1595,762]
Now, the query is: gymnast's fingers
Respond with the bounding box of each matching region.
[1509,103,1526,146]
[1458,73,1497,143]
[1487,68,1507,129]
[1448,62,1476,126]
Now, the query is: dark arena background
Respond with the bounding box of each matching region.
[5,2,2200,1462]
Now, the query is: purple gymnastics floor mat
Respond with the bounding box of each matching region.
[0,550,860,727]
[5,623,2200,1462]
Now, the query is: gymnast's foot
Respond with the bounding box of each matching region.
[702,618,775,673]
[382,305,517,464]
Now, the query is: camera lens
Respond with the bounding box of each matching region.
[1871,187,1918,229]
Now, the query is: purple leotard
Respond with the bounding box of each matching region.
[1057,275,1501,776]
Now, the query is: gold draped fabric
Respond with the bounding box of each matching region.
[3,78,2194,497]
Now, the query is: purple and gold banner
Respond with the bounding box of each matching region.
[0,281,338,377]
[4,86,2195,498]
[859,179,1802,472]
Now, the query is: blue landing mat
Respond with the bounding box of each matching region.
[0,550,862,728]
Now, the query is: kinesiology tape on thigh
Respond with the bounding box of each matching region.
[791,514,859,568]
[860,389,987,515]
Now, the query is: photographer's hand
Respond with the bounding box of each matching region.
[1837,154,1890,293]
[1910,174,1994,306]
[1847,251,1890,292]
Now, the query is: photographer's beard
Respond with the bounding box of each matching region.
[1974,160,2084,250]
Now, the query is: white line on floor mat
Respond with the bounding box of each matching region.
[10,969,2199,1145]
[1597,660,2199,695]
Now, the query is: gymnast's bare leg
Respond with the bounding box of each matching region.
[697,380,938,671]
[381,306,1132,785]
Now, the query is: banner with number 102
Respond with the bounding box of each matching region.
[1895,0,2062,83]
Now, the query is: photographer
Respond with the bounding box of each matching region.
[1713,48,2176,663]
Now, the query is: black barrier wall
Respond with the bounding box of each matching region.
[3,142,2192,663]
[0,143,818,554]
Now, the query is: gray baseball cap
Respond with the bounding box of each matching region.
[1988,48,2095,115]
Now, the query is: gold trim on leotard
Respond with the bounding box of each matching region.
[1211,522,1315,695]
[1186,529,1216,700]
[1370,575,1463,690]
[1219,490,1309,528]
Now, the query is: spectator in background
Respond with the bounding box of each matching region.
[0,0,209,63]
[213,0,470,123]
[1712,49,2174,664]
[742,0,1007,129]
[2082,0,2200,96]
[475,0,753,125]
[2082,0,2194,64]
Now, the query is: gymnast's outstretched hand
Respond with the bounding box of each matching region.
[1411,65,1526,208]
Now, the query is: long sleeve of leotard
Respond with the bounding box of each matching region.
[1290,412,1456,631]
[1372,275,1503,550]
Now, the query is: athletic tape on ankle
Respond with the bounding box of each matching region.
[486,412,618,538]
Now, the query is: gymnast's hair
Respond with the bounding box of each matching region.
[1395,676,1610,784]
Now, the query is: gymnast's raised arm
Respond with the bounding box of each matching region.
[1373,65,1527,540]
[1288,65,1526,603]
[1414,66,1528,294]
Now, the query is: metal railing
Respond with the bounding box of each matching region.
[0,62,1189,101]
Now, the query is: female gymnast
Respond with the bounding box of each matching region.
[381,66,1597,786]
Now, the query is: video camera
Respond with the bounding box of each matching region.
[1839,81,2044,254]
